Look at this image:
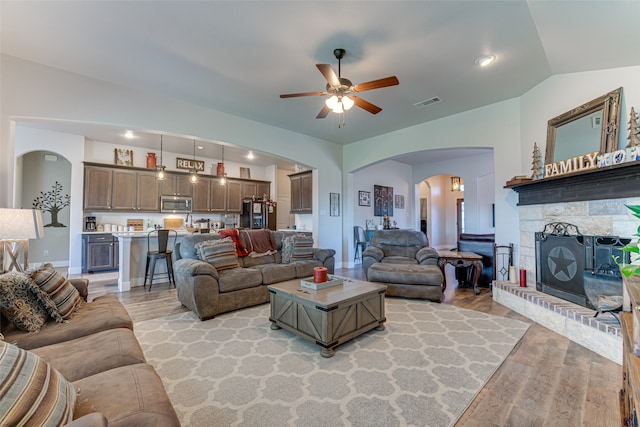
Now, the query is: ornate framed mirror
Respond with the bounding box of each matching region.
[544,87,622,165]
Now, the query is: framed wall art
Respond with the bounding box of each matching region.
[240,167,251,179]
[374,185,393,217]
[114,148,134,166]
[395,195,405,209]
[358,191,371,207]
[330,193,340,217]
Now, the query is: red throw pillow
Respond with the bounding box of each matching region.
[218,229,249,257]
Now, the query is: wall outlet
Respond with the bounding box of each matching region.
[43,250,49,257]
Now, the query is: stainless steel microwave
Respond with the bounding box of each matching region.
[160,195,192,213]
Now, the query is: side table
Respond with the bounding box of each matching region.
[437,250,483,295]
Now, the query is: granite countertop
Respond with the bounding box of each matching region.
[110,230,194,237]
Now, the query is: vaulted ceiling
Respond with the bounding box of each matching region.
[2,1,639,159]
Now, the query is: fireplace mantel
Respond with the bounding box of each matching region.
[506,161,640,206]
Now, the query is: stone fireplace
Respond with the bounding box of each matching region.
[534,222,629,307]
[493,162,640,364]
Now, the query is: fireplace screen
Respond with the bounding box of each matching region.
[535,222,630,307]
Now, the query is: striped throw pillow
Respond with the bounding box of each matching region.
[0,341,75,426]
[196,237,240,271]
[292,235,314,260]
[30,263,84,321]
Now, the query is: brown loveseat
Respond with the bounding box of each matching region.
[0,274,179,427]
[174,230,336,320]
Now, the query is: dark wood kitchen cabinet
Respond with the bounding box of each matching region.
[83,165,113,210]
[81,233,119,273]
[159,172,192,196]
[257,182,271,199]
[289,170,312,214]
[192,178,211,213]
[226,181,243,213]
[209,178,227,212]
[83,164,159,212]
[241,180,270,201]
[83,162,270,214]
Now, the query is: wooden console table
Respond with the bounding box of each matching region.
[437,250,483,295]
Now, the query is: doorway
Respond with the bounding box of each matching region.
[456,198,464,242]
[19,151,72,268]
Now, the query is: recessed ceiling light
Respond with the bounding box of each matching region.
[475,55,496,67]
[197,145,204,150]
[247,151,255,160]
[124,130,134,139]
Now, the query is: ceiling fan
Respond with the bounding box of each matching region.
[280,48,399,119]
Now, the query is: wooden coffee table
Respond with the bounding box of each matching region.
[268,278,387,357]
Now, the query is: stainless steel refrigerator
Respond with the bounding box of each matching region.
[240,200,276,230]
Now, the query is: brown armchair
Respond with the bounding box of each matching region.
[362,230,444,302]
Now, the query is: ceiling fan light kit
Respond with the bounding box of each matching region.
[475,54,496,67]
[280,48,399,123]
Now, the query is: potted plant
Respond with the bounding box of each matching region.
[617,205,640,277]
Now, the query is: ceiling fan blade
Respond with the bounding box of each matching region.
[316,64,340,87]
[280,91,327,98]
[352,76,399,92]
[316,105,331,119]
[351,96,382,114]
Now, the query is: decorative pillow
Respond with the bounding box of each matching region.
[218,229,249,257]
[292,235,314,260]
[30,263,84,321]
[281,235,296,264]
[0,271,51,332]
[0,341,76,426]
[195,237,240,271]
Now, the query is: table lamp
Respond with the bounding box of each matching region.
[0,208,45,272]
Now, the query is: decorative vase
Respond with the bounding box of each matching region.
[146,153,157,169]
[216,162,225,175]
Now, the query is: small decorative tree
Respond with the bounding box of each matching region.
[626,107,640,148]
[32,181,71,227]
[531,142,544,180]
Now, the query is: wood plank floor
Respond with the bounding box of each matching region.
[80,266,622,426]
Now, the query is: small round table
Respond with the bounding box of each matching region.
[437,250,484,295]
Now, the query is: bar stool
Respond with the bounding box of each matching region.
[354,226,368,263]
[144,229,178,291]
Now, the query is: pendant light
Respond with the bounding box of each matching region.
[155,135,166,180]
[451,176,461,191]
[218,145,227,185]
[189,140,198,183]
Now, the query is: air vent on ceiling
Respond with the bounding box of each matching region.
[413,97,441,108]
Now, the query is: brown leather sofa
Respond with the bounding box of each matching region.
[174,230,336,320]
[1,277,180,427]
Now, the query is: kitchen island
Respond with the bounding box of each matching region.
[112,230,189,292]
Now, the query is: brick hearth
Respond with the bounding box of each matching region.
[493,281,621,364]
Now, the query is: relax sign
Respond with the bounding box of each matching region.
[544,151,599,178]
[176,158,205,172]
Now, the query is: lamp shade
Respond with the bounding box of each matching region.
[0,209,45,240]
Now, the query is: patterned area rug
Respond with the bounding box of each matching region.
[134,298,531,427]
